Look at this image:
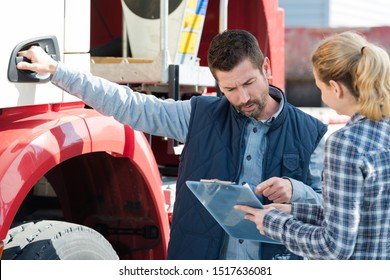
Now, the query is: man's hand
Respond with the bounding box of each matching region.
[256,177,292,203]
[16,45,58,75]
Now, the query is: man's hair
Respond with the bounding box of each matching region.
[207,29,265,79]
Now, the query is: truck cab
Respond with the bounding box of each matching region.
[0,0,284,259]
[0,0,170,260]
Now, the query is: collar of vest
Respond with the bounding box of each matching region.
[267,85,288,132]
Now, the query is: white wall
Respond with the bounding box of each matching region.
[279,0,390,27]
[279,0,329,27]
[329,0,390,27]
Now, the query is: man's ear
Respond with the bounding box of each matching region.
[329,80,343,99]
[263,57,272,79]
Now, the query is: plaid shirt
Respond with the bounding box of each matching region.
[263,113,390,259]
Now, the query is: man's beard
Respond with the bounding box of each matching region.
[236,97,267,119]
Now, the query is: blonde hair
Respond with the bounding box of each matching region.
[312,31,390,120]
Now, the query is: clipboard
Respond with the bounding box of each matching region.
[186,180,281,244]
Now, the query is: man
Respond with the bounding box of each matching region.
[17,29,327,259]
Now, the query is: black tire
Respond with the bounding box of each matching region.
[3,220,119,260]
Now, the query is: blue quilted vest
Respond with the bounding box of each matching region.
[167,86,327,259]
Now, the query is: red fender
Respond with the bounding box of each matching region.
[0,103,169,254]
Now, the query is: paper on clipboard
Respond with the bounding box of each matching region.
[186,180,281,244]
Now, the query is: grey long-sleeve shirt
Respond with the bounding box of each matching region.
[51,63,324,259]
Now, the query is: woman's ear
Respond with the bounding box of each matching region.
[329,80,343,99]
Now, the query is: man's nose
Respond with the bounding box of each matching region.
[238,87,250,104]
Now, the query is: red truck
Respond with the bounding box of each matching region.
[0,0,284,259]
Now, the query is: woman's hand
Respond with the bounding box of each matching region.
[266,203,292,213]
[234,203,291,235]
[234,205,274,234]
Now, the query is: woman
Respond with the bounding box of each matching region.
[236,31,390,259]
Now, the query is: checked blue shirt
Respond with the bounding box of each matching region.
[263,113,390,259]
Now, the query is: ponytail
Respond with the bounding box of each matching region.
[312,31,390,120]
[355,44,390,120]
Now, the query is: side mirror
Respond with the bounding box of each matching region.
[8,36,60,83]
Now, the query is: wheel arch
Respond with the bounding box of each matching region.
[0,108,169,259]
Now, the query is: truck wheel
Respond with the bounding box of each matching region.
[3,220,119,260]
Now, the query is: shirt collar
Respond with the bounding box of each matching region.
[348,113,366,125]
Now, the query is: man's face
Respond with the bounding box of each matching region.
[215,58,271,121]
